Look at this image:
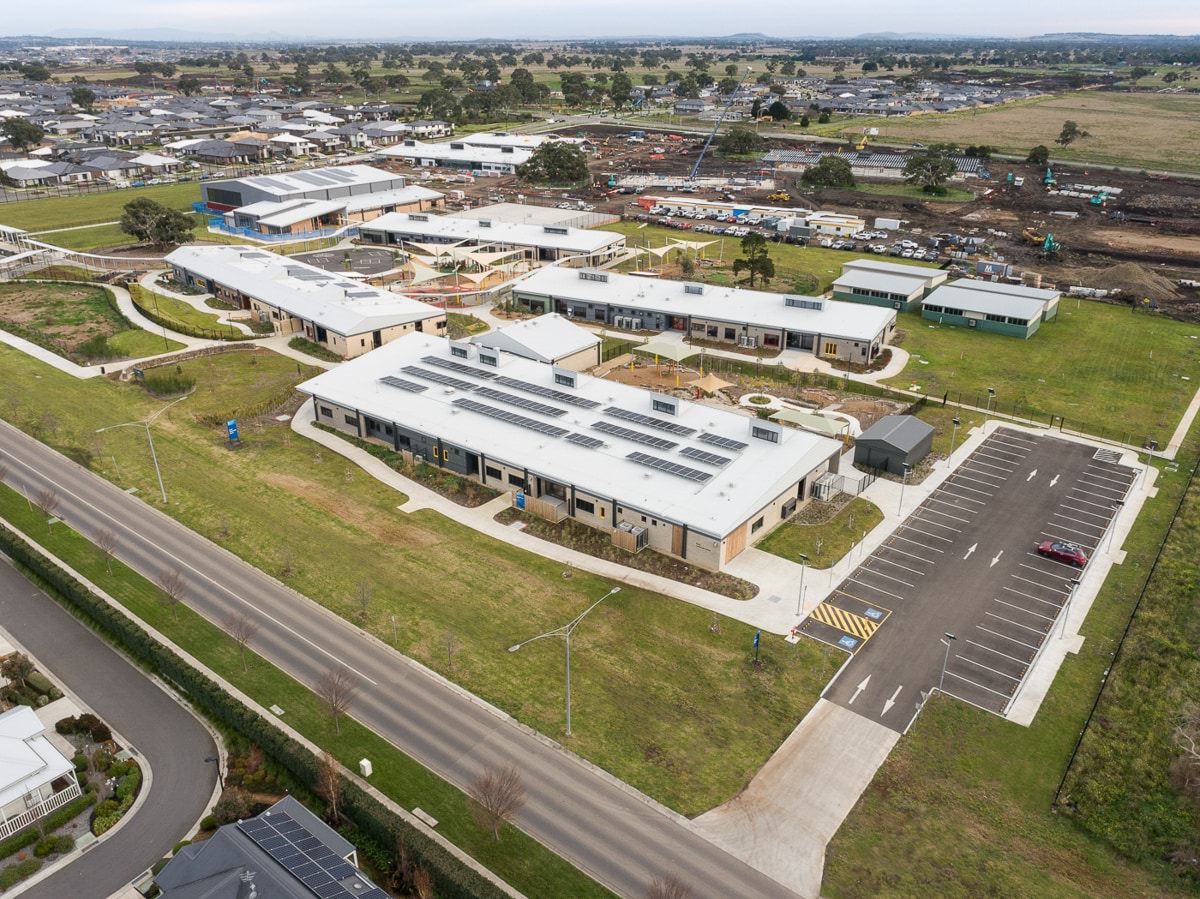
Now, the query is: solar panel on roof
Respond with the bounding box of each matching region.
[592,421,677,450]
[698,432,748,451]
[420,354,497,379]
[287,267,328,281]
[626,451,712,483]
[604,406,695,436]
[493,376,601,409]
[475,386,567,417]
[379,376,428,393]
[314,884,352,899]
[453,398,570,437]
[239,818,270,835]
[292,861,322,878]
[324,861,357,880]
[259,834,288,850]
[680,446,732,466]
[301,870,334,887]
[323,169,356,182]
[295,836,323,852]
[358,889,390,899]
[307,846,337,863]
[566,433,604,448]
[400,365,477,391]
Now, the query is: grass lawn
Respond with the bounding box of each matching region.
[0,487,612,899]
[287,336,343,363]
[107,328,184,358]
[1,182,199,232]
[136,287,240,336]
[848,183,976,203]
[0,344,831,817]
[884,302,1200,444]
[44,223,142,252]
[445,311,490,339]
[757,497,884,569]
[823,423,1200,899]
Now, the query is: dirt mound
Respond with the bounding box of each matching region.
[1063,261,1181,299]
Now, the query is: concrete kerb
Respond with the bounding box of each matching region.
[0,517,526,899]
[0,609,156,899]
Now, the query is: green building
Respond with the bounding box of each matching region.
[921,280,1060,339]
[831,259,949,312]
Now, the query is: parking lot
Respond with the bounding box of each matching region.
[292,247,399,275]
[810,428,1137,732]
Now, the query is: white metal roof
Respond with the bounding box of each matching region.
[256,199,346,228]
[832,270,926,298]
[514,267,896,343]
[923,280,1059,321]
[381,140,533,167]
[0,707,73,809]
[165,246,441,336]
[841,258,948,286]
[297,333,841,537]
[361,212,625,255]
[218,164,401,198]
[470,313,599,363]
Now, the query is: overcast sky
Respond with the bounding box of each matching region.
[7,0,1199,41]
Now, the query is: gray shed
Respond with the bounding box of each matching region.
[854,415,935,475]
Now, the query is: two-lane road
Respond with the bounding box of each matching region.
[0,419,798,899]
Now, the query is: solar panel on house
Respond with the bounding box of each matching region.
[358,889,390,899]
[236,812,380,899]
[324,861,357,880]
[400,366,477,390]
[420,355,497,379]
[592,421,677,450]
[379,376,428,393]
[475,386,568,417]
[314,884,351,899]
[493,376,601,409]
[626,451,712,483]
[603,407,695,436]
[698,432,748,451]
[452,398,570,437]
[680,447,732,466]
[566,433,604,448]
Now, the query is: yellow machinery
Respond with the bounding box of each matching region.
[855,134,870,151]
[768,191,791,202]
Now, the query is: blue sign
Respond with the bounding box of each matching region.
[864,607,884,621]
[226,419,239,442]
[753,630,761,649]
[515,491,525,510]
[838,635,860,650]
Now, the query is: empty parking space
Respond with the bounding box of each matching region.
[819,428,1137,731]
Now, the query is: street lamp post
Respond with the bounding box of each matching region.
[96,394,190,503]
[508,586,620,737]
[204,755,225,790]
[795,553,809,616]
[984,387,996,427]
[1060,579,1081,639]
[948,415,961,465]
[939,632,956,692]
[898,462,912,518]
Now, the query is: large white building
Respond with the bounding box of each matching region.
[381,139,533,175]
[165,246,446,358]
[200,164,409,211]
[298,333,843,570]
[512,267,897,361]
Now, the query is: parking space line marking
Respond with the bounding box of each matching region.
[1040,531,1096,550]
[1077,478,1127,495]
[943,479,994,496]
[1051,512,1106,532]
[1008,575,1068,596]
[966,639,1032,665]
[1058,503,1114,521]
[959,466,1009,483]
[1018,562,1078,582]
[899,522,957,541]
[944,670,1012,698]
[977,624,1039,651]
[1003,585,1065,609]
[974,449,1022,465]
[956,654,1022,682]
[994,597,1056,623]
[1066,493,1122,511]
[857,565,915,588]
[890,534,945,553]
[920,505,973,524]
[870,555,926,576]
[1084,466,1134,485]
[993,432,1038,445]
[847,577,905,601]
[926,497,978,514]
[1024,551,1085,572]
[878,544,936,566]
[986,611,1047,636]
[932,490,987,505]
[833,587,889,608]
[967,458,1017,472]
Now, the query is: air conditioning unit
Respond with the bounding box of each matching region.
[738,335,758,348]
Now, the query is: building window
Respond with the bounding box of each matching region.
[724,328,736,340]
[319,406,332,418]
[485,465,502,480]
[752,425,779,444]
[575,498,595,514]
[344,414,357,427]
[443,449,450,461]
[823,341,838,356]
[555,373,574,387]
[751,517,765,533]
[508,473,524,487]
[451,345,468,358]
[652,399,674,414]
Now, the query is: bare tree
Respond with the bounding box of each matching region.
[34,487,60,526]
[647,873,695,899]
[315,751,344,825]
[315,665,360,735]
[355,579,371,621]
[468,763,526,841]
[412,866,434,899]
[225,611,260,672]
[156,567,186,622]
[444,628,460,669]
[96,528,119,575]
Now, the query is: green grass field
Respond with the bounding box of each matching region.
[884,303,1200,444]
[136,287,242,336]
[0,182,198,232]
[758,498,883,569]
[847,183,976,203]
[0,344,830,817]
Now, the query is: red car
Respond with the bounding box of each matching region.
[1037,540,1088,567]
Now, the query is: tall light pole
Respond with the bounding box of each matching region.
[204,755,225,790]
[508,586,620,737]
[939,632,956,692]
[96,394,190,503]
[984,386,996,427]
[898,462,912,518]
[795,552,809,616]
[948,415,961,465]
[1060,578,1081,639]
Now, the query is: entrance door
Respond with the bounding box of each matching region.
[372,330,382,348]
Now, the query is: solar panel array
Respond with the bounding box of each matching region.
[475,386,567,418]
[604,407,696,436]
[698,432,749,451]
[237,812,388,899]
[592,421,677,450]
[566,433,605,448]
[680,446,732,466]
[421,355,497,380]
[494,376,601,409]
[400,365,477,391]
[285,266,329,282]
[453,398,570,438]
[626,451,713,483]
[379,376,428,393]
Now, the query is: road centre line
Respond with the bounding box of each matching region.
[966,639,1031,665]
[955,654,1021,683]
[1002,585,1064,609]
[889,534,945,553]
[994,596,1056,623]
[986,611,1048,636]
[944,670,1011,699]
[977,624,1040,651]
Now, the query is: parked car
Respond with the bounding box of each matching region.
[1037,540,1088,567]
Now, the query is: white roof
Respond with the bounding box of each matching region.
[256,199,346,228]
[131,152,179,167]
[218,164,401,198]
[362,212,625,255]
[842,258,949,286]
[342,185,442,214]
[0,707,74,809]
[165,246,441,336]
[832,270,927,298]
[470,313,599,363]
[923,279,1059,321]
[515,268,896,343]
[458,132,589,151]
[298,334,841,537]
[381,141,533,168]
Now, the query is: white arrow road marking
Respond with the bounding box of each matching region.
[849,675,871,705]
[883,685,903,716]
[991,550,1004,567]
[963,542,978,560]
[1050,474,1060,487]
[1027,468,1038,482]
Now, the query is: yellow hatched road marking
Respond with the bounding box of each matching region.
[809,603,879,640]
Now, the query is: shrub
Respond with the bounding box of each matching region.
[91,748,113,773]
[0,857,42,889]
[115,768,142,800]
[75,334,115,362]
[173,840,191,855]
[33,835,57,857]
[53,834,75,855]
[143,370,196,398]
[212,791,251,826]
[199,814,217,831]
[72,752,88,773]
[55,716,77,735]
[26,671,54,694]
[0,830,39,861]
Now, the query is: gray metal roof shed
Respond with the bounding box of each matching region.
[854,415,935,475]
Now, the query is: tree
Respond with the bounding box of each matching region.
[608,72,633,107]
[903,152,957,194]
[468,764,526,840]
[765,100,792,121]
[517,141,589,186]
[1027,144,1050,166]
[817,110,831,124]
[732,233,775,288]
[119,198,196,248]
[799,113,810,128]
[157,567,186,622]
[444,629,460,669]
[316,751,344,825]
[19,63,51,82]
[717,126,763,156]
[1056,119,1090,148]
[1,118,45,153]
[1,653,34,691]
[678,252,695,277]
[176,75,201,96]
[356,579,371,621]
[225,612,260,672]
[647,873,695,899]
[70,87,96,112]
[800,155,856,189]
[315,665,360,735]
[96,528,119,575]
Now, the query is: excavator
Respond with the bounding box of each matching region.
[855,134,870,151]
[1023,228,1062,256]
[1043,165,1057,189]
[768,190,791,202]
